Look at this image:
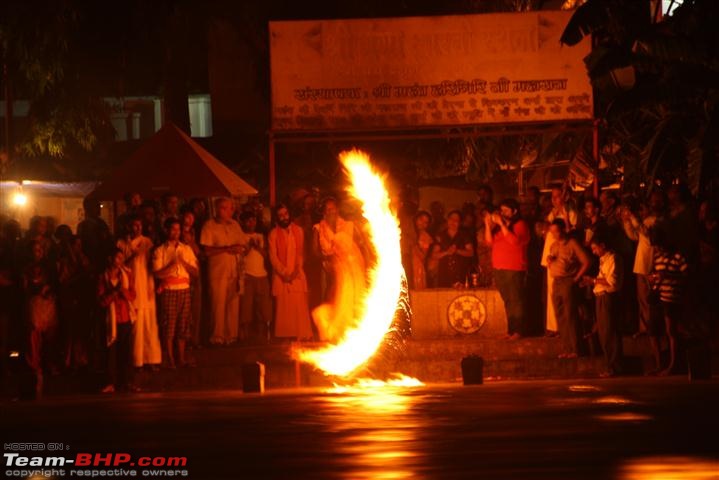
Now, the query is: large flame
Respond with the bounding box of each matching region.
[294,149,404,377]
[329,374,425,394]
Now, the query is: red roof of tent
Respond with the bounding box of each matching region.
[87,123,257,200]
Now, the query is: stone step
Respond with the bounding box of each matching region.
[404,336,657,360]
[187,336,657,366]
[399,357,608,383]
[9,336,716,397]
[132,363,332,391]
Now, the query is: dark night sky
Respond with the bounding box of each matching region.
[50,0,567,98]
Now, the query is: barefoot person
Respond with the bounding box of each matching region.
[239,211,272,343]
[117,216,161,370]
[483,199,530,340]
[312,198,366,341]
[547,219,591,359]
[584,234,624,377]
[269,204,312,340]
[541,187,578,335]
[200,198,248,346]
[153,218,198,368]
[98,249,136,393]
[648,227,689,375]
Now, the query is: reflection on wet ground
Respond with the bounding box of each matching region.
[617,456,719,480]
[3,377,717,479]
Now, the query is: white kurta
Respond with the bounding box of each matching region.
[118,236,161,366]
[200,219,248,344]
[312,219,366,342]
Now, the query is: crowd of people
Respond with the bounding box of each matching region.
[403,184,718,377]
[0,190,378,394]
[1,181,717,394]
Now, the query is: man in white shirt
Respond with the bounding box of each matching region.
[153,218,198,368]
[200,198,248,345]
[239,211,272,344]
[621,191,665,335]
[585,234,624,377]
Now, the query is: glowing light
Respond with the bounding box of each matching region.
[330,374,425,394]
[618,456,719,480]
[12,192,27,206]
[596,412,653,422]
[294,149,405,377]
[323,374,423,479]
[593,395,635,405]
[568,385,602,393]
[562,0,588,9]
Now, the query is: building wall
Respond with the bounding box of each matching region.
[418,186,476,213]
[6,196,85,233]
[207,19,268,136]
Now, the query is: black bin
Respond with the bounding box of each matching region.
[687,344,712,381]
[461,355,484,385]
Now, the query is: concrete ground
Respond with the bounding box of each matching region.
[3,377,718,479]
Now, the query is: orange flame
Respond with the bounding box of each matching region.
[293,149,405,377]
[330,374,425,393]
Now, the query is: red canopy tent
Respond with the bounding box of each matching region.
[87,123,257,200]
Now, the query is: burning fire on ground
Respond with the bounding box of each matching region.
[292,149,421,386]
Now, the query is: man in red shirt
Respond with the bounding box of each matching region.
[483,198,530,340]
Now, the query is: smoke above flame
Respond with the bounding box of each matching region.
[293,149,405,377]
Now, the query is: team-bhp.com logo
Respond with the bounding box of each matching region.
[5,451,189,478]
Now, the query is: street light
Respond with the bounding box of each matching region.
[12,191,27,206]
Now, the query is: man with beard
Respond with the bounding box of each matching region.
[268,204,312,340]
[483,198,530,340]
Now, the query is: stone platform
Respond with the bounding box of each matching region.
[18,334,717,397]
[410,288,508,338]
[131,335,719,391]
[13,287,717,396]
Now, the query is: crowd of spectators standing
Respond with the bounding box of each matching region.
[0,191,338,394]
[1,181,717,394]
[401,183,718,377]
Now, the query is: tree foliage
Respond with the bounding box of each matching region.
[0,0,210,179]
[561,0,719,195]
[0,0,115,162]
